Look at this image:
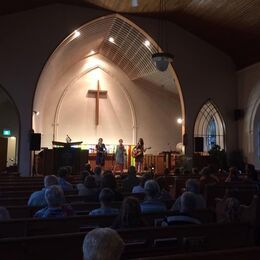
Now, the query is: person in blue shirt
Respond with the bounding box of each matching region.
[27,175,58,207]
[57,167,73,191]
[34,185,74,218]
[89,188,119,216]
[140,180,167,213]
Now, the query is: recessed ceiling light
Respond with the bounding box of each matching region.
[74,30,80,37]
[177,118,183,124]
[108,37,115,43]
[144,40,150,47]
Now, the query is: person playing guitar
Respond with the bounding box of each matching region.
[132,138,151,174]
[96,138,107,168]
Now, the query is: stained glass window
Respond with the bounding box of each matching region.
[194,100,225,152]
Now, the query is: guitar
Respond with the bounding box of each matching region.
[132,146,151,158]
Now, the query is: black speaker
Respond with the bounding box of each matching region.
[30,133,41,151]
[194,137,203,152]
[234,109,244,121]
[183,133,188,146]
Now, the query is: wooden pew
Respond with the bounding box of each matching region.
[0,223,255,260]
[205,182,258,208]
[139,246,260,260]
[0,209,216,238]
[0,189,78,198]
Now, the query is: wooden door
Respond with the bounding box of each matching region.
[0,137,8,172]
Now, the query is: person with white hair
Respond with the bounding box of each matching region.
[140,180,167,213]
[34,185,74,218]
[83,228,124,260]
[27,175,58,207]
[171,178,206,211]
[165,191,202,225]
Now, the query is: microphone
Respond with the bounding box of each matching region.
[66,135,71,143]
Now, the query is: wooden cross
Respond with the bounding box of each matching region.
[87,80,107,125]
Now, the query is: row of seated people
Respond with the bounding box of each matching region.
[1,180,257,230]
[0,170,259,259]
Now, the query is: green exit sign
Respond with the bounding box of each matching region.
[3,129,11,136]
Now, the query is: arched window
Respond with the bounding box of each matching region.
[194,100,225,152]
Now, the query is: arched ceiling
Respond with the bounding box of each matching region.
[1,0,260,69]
[39,14,178,97]
[34,14,179,118]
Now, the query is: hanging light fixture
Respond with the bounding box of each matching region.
[152,0,174,72]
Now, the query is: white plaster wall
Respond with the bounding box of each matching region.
[237,63,260,169]
[56,68,134,145]
[0,4,237,175]
[38,53,181,154]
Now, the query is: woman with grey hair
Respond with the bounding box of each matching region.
[140,180,167,213]
[83,228,124,260]
[171,178,206,211]
[165,192,202,225]
[34,185,74,218]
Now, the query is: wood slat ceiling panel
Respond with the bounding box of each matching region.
[99,16,158,79]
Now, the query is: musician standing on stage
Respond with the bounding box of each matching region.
[133,138,146,174]
[96,138,107,168]
[115,139,126,174]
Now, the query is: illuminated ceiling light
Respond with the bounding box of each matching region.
[108,37,115,43]
[144,40,150,47]
[177,118,183,124]
[74,30,80,37]
[131,0,139,7]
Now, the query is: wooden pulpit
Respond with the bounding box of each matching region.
[37,141,88,175]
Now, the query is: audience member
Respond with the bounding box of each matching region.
[225,167,240,182]
[192,167,199,175]
[165,192,202,225]
[89,188,119,216]
[156,176,172,201]
[112,197,147,229]
[0,207,10,220]
[100,173,123,200]
[140,180,167,213]
[172,178,206,211]
[93,166,102,187]
[57,167,73,191]
[245,163,258,182]
[34,185,74,218]
[80,163,94,183]
[199,166,219,193]
[82,228,124,260]
[216,197,241,223]
[122,166,139,193]
[77,175,98,200]
[132,173,152,193]
[28,175,58,207]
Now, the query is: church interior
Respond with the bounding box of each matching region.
[0,0,260,259]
